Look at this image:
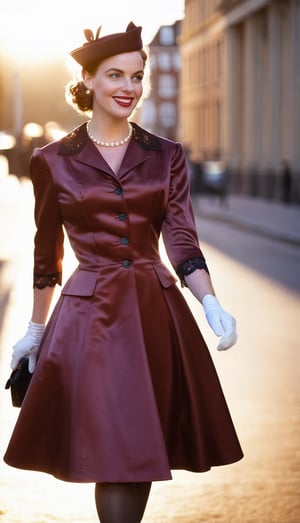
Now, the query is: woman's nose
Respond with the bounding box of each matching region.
[121,77,134,91]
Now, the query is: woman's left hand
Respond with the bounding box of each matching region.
[202,294,238,351]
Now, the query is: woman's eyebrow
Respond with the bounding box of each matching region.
[105,68,144,75]
[105,68,124,73]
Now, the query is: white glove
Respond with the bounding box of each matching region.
[11,321,46,373]
[202,294,237,351]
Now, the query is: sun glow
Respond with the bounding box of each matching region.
[0,0,184,65]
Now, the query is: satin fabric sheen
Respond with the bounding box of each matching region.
[4,123,243,482]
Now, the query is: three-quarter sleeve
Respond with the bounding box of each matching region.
[30,148,64,287]
[162,143,209,285]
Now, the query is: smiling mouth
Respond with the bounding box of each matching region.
[113,97,134,107]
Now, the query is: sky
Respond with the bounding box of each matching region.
[0,0,185,64]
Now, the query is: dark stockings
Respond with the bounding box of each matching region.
[95,482,152,523]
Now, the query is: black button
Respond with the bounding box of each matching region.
[122,260,132,268]
[120,236,129,245]
[118,213,127,221]
[115,187,123,196]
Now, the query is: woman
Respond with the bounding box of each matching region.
[4,22,243,523]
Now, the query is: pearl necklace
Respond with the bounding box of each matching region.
[87,121,133,147]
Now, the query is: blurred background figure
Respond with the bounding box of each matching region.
[280,159,292,205]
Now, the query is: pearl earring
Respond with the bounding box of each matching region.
[85,89,91,95]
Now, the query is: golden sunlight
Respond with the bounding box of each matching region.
[0,0,184,65]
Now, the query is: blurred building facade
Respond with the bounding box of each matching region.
[140,22,181,140]
[0,54,84,176]
[180,0,300,202]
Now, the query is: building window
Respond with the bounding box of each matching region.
[158,74,177,97]
[158,52,171,70]
[159,102,177,127]
[159,26,174,45]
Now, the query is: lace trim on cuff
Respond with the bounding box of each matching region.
[176,257,209,287]
[33,272,62,289]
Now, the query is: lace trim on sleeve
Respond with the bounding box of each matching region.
[33,272,62,289]
[176,257,209,287]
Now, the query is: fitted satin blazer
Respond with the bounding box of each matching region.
[4,123,243,482]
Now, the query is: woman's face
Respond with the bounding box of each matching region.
[83,51,144,120]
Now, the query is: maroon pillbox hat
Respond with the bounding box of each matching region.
[70,21,143,68]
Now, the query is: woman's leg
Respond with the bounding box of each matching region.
[95,482,152,523]
[135,482,152,520]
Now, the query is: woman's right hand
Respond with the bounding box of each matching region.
[11,321,45,373]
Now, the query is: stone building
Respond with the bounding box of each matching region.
[140,21,181,140]
[180,0,300,202]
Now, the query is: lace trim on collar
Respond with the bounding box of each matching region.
[58,123,162,155]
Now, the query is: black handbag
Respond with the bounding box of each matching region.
[5,357,32,407]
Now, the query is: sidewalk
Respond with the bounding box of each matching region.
[192,194,300,247]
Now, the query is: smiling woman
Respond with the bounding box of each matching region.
[3,12,242,523]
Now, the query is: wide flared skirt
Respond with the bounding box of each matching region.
[4,262,243,482]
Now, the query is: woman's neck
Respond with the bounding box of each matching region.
[89,116,130,143]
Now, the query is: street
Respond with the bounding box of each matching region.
[192,196,300,293]
[0,181,299,522]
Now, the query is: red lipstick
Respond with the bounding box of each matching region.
[113,97,133,107]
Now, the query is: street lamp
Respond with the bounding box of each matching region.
[0,132,16,151]
[23,122,44,140]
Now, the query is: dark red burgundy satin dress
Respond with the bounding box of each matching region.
[4,123,243,482]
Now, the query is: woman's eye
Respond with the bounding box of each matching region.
[133,74,143,81]
[108,72,143,81]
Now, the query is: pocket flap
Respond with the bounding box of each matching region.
[153,262,177,288]
[61,269,97,297]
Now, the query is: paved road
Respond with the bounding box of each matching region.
[0,180,299,522]
[193,208,300,294]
